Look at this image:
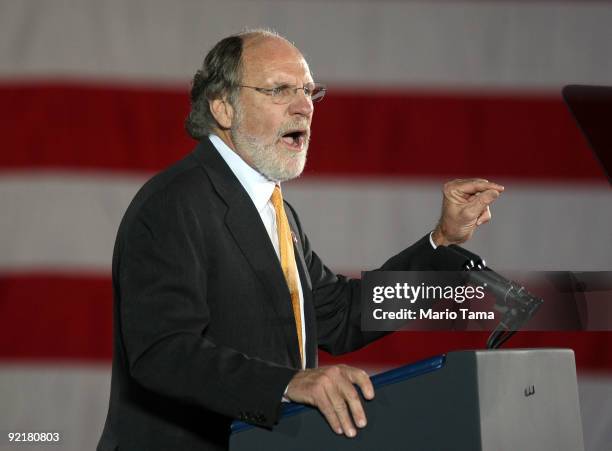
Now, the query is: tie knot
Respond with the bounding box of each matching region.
[271,185,283,210]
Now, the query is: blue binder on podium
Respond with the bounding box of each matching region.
[230,349,584,451]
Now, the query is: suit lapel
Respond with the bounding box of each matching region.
[192,139,302,368]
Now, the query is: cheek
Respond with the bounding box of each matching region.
[240,106,285,140]
[248,117,275,138]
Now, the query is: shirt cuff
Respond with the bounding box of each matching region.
[281,384,290,402]
[429,231,438,249]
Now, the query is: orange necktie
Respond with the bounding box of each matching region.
[270,185,304,367]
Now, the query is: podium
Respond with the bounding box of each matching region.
[230,349,584,450]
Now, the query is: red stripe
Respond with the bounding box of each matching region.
[0,82,603,181]
[1,274,610,371]
[0,274,113,360]
[320,331,612,374]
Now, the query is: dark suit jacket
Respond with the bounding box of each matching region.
[97,138,437,451]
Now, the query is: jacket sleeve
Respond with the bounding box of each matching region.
[117,190,297,428]
[285,202,436,356]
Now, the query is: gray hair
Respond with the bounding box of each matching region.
[185,29,284,140]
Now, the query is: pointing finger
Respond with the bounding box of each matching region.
[449,179,504,195]
[473,189,500,206]
[464,189,500,219]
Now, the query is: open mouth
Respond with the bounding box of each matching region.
[280,129,307,150]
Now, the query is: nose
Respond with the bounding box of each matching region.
[288,88,314,117]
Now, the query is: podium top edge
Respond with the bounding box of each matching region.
[230,348,575,435]
[231,354,446,435]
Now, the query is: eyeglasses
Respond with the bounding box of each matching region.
[237,82,326,104]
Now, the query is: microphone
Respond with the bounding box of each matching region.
[446,245,527,302]
[432,245,544,348]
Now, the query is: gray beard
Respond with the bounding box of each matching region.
[229,112,309,182]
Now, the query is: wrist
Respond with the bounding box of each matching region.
[432,226,451,247]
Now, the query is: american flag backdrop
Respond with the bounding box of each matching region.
[0,1,611,450]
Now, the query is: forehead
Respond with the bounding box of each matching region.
[241,36,312,84]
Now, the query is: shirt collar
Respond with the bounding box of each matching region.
[209,134,277,212]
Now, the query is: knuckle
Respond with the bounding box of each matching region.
[318,373,332,387]
[330,365,342,374]
[325,366,341,379]
[333,401,348,413]
[312,385,325,402]
[316,382,328,396]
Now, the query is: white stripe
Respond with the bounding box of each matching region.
[1,172,611,272]
[0,171,145,273]
[1,1,611,88]
[0,364,110,451]
[285,179,612,272]
[0,364,609,451]
[577,373,612,451]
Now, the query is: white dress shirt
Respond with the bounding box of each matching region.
[209,134,307,369]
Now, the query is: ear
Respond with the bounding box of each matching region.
[210,97,235,129]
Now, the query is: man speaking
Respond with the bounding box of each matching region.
[97,29,503,451]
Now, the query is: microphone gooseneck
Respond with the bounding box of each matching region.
[432,245,544,349]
